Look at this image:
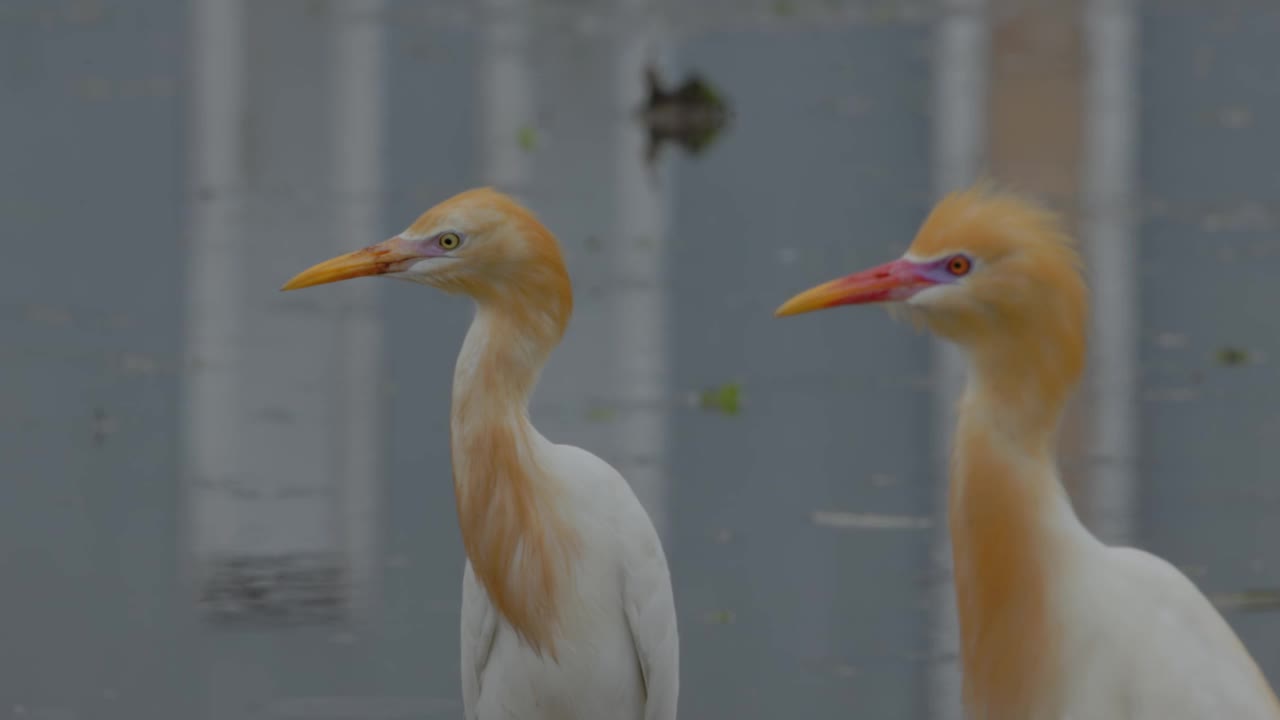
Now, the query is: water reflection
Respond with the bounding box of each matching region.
[1080,0,1139,546]
[2,1,1278,718]
[183,0,386,625]
[475,0,678,539]
[928,2,986,715]
[925,2,1142,714]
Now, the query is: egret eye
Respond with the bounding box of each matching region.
[438,232,462,250]
[946,254,972,276]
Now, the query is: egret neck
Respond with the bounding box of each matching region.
[450,281,578,660]
[948,322,1088,717]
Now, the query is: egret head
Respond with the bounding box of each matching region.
[282,187,572,335]
[775,184,1088,392]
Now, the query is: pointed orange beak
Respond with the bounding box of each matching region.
[281,237,423,291]
[774,258,935,317]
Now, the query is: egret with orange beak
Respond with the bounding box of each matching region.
[283,188,679,720]
[776,185,1279,720]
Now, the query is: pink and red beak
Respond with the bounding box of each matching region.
[280,236,423,291]
[774,258,936,317]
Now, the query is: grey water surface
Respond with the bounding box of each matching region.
[2,1,1279,718]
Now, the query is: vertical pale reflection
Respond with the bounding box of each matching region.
[610,0,670,537]
[183,1,386,621]
[1082,0,1138,545]
[929,0,987,716]
[332,0,387,614]
[477,0,671,538]
[478,0,533,195]
[183,0,244,599]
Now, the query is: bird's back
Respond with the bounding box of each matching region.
[461,437,678,720]
[1055,544,1280,719]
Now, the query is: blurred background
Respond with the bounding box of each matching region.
[2,0,1279,717]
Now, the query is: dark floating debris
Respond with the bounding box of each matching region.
[637,65,731,165]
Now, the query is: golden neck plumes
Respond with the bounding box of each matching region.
[448,226,578,659]
[948,322,1084,718]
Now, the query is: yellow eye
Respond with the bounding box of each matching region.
[947,255,971,276]
[438,232,461,250]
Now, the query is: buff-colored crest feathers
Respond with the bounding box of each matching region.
[911,183,1089,432]
[411,188,574,343]
[911,181,1080,261]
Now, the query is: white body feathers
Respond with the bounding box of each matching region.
[460,435,679,720]
[1051,514,1278,718]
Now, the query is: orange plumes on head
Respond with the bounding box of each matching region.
[905,183,1089,431]
[403,187,574,348]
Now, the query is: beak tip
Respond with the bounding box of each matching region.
[773,296,819,319]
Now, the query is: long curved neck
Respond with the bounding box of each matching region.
[452,304,548,421]
[950,340,1087,718]
[450,294,575,658]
